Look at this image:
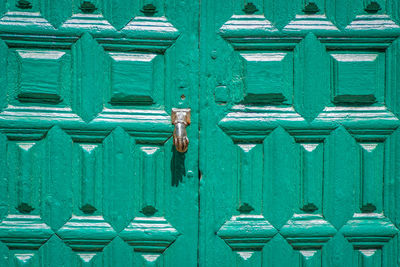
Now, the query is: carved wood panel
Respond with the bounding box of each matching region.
[0,0,199,266]
[1,0,400,266]
[200,0,400,266]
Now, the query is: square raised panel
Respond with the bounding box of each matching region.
[330,52,384,105]
[240,52,293,105]
[16,50,68,104]
[109,53,161,106]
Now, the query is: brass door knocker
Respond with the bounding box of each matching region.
[171,108,190,153]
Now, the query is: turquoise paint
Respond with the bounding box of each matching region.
[200,0,400,266]
[0,0,199,266]
[0,0,400,266]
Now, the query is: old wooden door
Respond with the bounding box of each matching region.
[0,0,199,266]
[199,0,400,266]
[1,0,400,266]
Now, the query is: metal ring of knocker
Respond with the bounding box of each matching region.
[171,108,190,153]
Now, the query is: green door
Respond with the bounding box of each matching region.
[200,0,400,266]
[1,0,400,266]
[0,0,199,266]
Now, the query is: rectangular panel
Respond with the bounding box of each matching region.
[240,51,293,104]
[109,53,162,105]
[330,52,385,105]
[8,49,71,105]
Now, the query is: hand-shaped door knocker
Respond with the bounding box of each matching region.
[171,108,190,153]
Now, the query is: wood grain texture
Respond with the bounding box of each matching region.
[0,0,199,266]
[199,0,400,266]
[1,0,400,266]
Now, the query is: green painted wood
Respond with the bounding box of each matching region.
[199,0,400,266]
[2,0,400,266]
[0,0,199,266]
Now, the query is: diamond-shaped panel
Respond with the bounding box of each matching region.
[71,33,107,122]
[346,14,400,31]
[341,213,398,249]
[284,15,339,32]
[57,215,116,252]
[281,214,336,251]
[217,215,277,258]
[0,214,53,250]
[120,216,180,263]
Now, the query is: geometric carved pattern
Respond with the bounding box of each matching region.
[0,215,54,266]
[219,15,277,38]
[0,215,53,250]
[0,124,181,264]
[330,52,384,105]
[16,50,67,104]
[215,138,276,262]
[0,1,181,265]
[240,52,293,104]
[0,215,53,265]
[0,9,178,137]
[117,141,180,263]
[0,126,180,264]
[218,9,400,265]
[341,213,398,265]
[0,11,178,122]
[1,0,400,266]
[0,133,50,265]
[120,217,180,263]
[283,14,339,32]
[65,131,129,252]
[346,14,400,31]
[75,143,102,215]
[214,127,278,261]
[217,215,277,259]
[282,0,338,33]
[341,213,398,250]
[109,53,161,105]
[280,131,337,261]
[57,215,117,262]
[320,36,394,110]
[280,214,336,251]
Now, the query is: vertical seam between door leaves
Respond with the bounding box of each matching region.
[197,0,201,266]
